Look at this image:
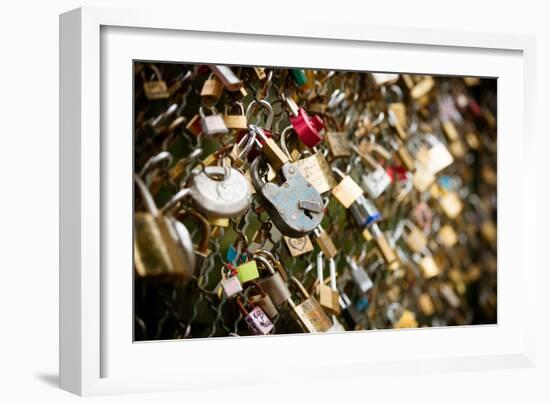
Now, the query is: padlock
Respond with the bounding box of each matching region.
[290,68,308,87]
[385,84,408,140]
[371,224,399,271]
[413,163,436,192]
[252,125,289,172]
[393,139,415,172]
[236,296,273,335]
[208,65,243,92]
[219,266,243,299]
[283,94,325,147]
[410,76,435,99]
[291,145,336,194]
[174,209,212,262]
[185,113,203,136]
[349,194,382,229]
[418,293,435,316]
[331,172,364,209]
[133,174,195,282]
[438,224,458,247]
[199,106,228,136]
[287,276,332,333]
[349,258,373,293]
[361,163,392,199]
[200,74,224,105]
[339,291,364,330]
[386,302,418,329]
[315,252,341,315]
[313,226,338,259]
[370,73,399,87]
[325,131,352,158]
[223,101,248,132]
[248,280,279,319]
[141,64,170,100]
[439,191,463,219]
[236,260,260,284]
[251,155,324,237]
[254,253,291,306]
[253,67,267,80]
[416,134,454,174]
[402,220,427,253]
[417,250,440,279]
[283,235,314,257]
[188,165,251,218]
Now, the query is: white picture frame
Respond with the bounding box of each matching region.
[59,6,537,396]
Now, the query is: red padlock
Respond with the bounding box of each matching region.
[284,94,324,147]
[289,108,325,147]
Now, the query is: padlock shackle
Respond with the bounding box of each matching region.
[248,279,268,298]
[253,255,275,275]
[134,174,159,216]
[139,151,173,180]
[245,100,273,130]
[175,209,211,255]
[160,188,192,215]
[254,249,289,283]
[250,155,268,191]
[279,125,297,161]
[289,276,310,300]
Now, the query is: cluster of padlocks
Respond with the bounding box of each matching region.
[134,63,497,339]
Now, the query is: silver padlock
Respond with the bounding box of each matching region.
[199,106,228,136]
[188,165,252,218]
[254,253,291,306]
[348,257,374,293]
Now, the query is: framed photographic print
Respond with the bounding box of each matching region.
[59,6,536,396]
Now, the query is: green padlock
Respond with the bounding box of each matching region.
[236,260,260,284]
[290,69,307,87]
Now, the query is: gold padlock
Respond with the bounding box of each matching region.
[439,191,463,219]
[223,101,248,132]
[325,131,352,158]
[295,151,337,194]
[314,227,338,259]
[402,220,427,253]
[134,174,195,282]
[331,175,363,208]
[141,64,170,100]
[200,74,224,105]
[438,224,458,247]
[283,235,314,257]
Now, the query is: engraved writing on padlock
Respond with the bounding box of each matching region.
[237,297,273,335]
[251,155,324,237]
[288,277,332,333]
[189,165,252,218]
[199,106,228,136]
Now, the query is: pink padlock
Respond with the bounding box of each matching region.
[237,296,274,335]
[284,94,325,147]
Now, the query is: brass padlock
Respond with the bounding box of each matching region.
[331,174,364,208]
[325,131,352,158]
[418,252,440,279]
[251,125,289,172]
[410,76,435,99]
[223,101,248,132]
[438,224,458,247]
[439,191,463,219]
[387,302,418,328]
[418,293,435,316]
[314,226,338,259]
[315,252,341,315]
[200,74,224,105]
[295,150,337,194]
[287,276,332,333]
[134,174,195,283]
[402,220,427,253]
[283,235,314,257]
[141,64,170,100]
